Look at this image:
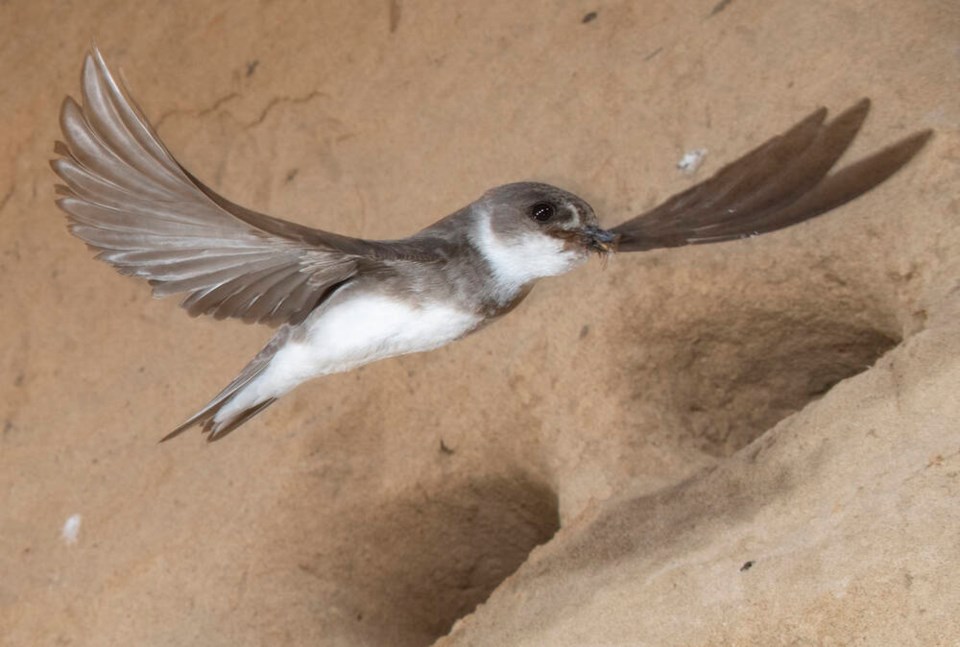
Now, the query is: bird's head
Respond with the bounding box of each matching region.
[471,182,617,289]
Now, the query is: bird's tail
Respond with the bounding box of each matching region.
[161,328,291,442]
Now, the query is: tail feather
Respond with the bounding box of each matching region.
[161,327,292,442]
[160,390,276,443]
[160,396,278,442]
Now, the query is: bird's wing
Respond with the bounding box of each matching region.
[609,99,931,252]
[52,48,439,326]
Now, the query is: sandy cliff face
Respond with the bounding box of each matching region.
[1,1,957,645]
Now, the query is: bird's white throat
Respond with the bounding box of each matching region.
[471,208,585,302]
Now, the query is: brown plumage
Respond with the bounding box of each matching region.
[611,99,931,250]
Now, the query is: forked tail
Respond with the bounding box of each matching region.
[161,327,292,442]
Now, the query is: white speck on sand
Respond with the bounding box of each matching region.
[677,148,707,174]
[61,514,82,545]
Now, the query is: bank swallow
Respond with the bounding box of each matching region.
[52,49,931,440]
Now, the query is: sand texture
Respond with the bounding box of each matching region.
[1,1,958,645]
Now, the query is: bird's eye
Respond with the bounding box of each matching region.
[529,202,555,222]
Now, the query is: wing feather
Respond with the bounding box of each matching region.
[611,100,931,251]
[53,48,437,326]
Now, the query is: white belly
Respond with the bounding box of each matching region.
[251,293,481,400]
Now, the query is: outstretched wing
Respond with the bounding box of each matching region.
[610,99,931,252]
[52,48,439,326]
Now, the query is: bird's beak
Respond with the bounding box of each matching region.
[582,226,619,254]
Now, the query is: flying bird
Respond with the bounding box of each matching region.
[52,49,931,441]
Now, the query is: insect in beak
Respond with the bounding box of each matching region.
[582,226,619,254]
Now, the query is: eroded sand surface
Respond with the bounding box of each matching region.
[1,1,957,645]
